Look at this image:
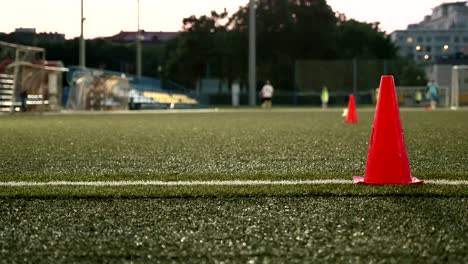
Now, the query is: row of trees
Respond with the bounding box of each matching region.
[1,0,426,90]
[166,0,425,90]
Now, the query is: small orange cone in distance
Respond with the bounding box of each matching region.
[345,95,358,124]
[353,75,423,185]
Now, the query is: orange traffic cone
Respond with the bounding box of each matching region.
[345,95,358,124]
[353,76,423,185]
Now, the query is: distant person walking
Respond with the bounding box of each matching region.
[415,89,423,105]
[261,80,274,109]
[321,86,329,109]
[374,87,379,104]
[426,80,439,109]
[20,89,28,112]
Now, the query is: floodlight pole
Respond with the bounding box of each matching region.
[353,58,357,96]
[136,0,142,79]
[248,0,256,106]
[79,0,86,68]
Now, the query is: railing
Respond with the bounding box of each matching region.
[196,87,450,107]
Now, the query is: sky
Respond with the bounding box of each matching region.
[0,0,453,39]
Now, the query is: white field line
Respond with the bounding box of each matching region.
[0,179,467,187]
[424,180,468,185]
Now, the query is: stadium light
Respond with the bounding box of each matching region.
[136,0,142,79]
[248,0,256,106]
[79,0,86,68]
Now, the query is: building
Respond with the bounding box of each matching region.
[104,31,178,43]
[0,28,66,45]
[14,28,36,34]
[391,1,468,63]
[14,28,66,42]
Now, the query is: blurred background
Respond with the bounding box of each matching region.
[0,0,467,111]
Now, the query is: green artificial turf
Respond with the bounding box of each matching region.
[1,109,468,262]
[0,109,467,197]
[0,109,467,181]
[1,197,467,263]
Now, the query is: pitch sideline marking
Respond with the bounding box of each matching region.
[0,179,467,187]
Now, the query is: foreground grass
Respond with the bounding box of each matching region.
[1,197,467,263]
[0,109,467,182]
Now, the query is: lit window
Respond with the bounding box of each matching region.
[406,37,414,43]
[416,45,422,51]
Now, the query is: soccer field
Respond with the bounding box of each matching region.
[1,109,468,262]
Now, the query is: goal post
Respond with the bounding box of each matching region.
[451,66,468,109]
[0,41,67,112]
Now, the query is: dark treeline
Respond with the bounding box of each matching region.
[0,0,426,89]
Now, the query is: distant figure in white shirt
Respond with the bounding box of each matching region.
[260,80,274,109]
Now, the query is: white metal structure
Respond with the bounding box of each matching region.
[451,65,468,109]
[0,41,67,112]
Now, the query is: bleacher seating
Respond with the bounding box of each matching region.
[142,91,199,105]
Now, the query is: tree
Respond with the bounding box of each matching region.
[228,0,339,90]
[0,0,425,91]
[163,9,236,88]
[335,17,397,59]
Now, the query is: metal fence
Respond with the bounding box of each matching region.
[196,59,435,106]
[197,84,449,107]
[396,86,449,108]
[294,59,404,93]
